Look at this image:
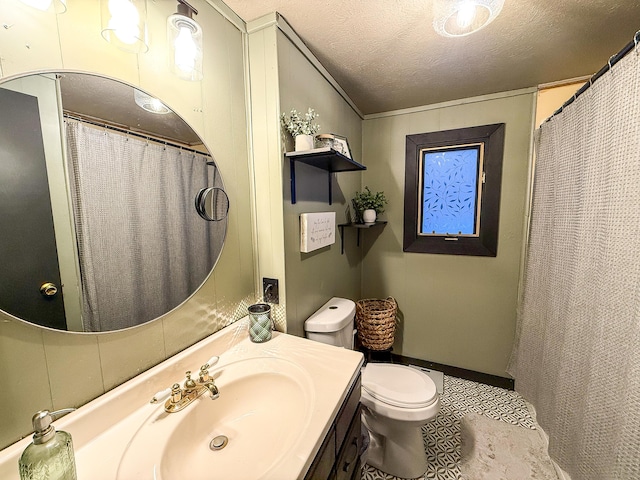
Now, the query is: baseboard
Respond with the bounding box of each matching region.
[390,353,515,390]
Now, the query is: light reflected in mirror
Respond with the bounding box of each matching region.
[0,72,227,333]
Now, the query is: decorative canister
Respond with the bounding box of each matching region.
[315,134,344,154]
[247,303,272,342]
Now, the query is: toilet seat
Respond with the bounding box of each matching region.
[362,364,437,408]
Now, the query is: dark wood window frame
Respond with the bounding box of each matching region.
[403,123,506,256]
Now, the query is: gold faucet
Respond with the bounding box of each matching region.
[164,363,220,413]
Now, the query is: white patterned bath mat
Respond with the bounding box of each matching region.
[460,413,560,480]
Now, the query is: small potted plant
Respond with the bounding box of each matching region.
[352,186,388,224]
[280,108,320,151]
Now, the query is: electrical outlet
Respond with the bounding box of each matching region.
[263,278,279,304]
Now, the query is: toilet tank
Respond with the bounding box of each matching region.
[304,297,356,349]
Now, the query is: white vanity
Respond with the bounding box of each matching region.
[0,319,363,479]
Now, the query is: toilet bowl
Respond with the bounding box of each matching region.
[304,297,440,479]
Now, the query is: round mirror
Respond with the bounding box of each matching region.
[0,72,227,332]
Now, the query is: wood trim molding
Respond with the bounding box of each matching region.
[403,123,506,256]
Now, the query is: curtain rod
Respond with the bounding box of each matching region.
[63,113,213,158]
[544,30,640,124]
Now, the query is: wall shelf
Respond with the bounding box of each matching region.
[337,221,387,254]
[285,147,366,204]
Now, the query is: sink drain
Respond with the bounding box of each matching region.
[210,435,228,451]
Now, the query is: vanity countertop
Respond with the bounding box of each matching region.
[0,319,363,479]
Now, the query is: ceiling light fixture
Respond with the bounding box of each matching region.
[100,0,149,54]
[18,0,66,13]
[134,90,171,115]
[433,0,504,37]
[167,0,203,81]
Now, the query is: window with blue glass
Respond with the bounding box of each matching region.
[420,144,483,237]
[404,124,505,256]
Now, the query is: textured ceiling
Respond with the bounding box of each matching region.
[223,0,640,115]
[59,73,202,146]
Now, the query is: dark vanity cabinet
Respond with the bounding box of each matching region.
[305,374,363,480]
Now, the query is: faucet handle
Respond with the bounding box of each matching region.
[198,365,210,382]
[197,356,218,382]
[203,356,219,369]
[150,387,172,404]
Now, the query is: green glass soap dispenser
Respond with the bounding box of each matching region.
[18,409,77,480]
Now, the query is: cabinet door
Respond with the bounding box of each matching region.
[336,406,362,480]
[336,376,361,454]
[305,425,335,480]
[305,373,362,480]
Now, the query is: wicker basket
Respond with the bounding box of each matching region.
[355,297,397,351]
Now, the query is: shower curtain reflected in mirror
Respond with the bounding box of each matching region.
[508,50,640,479]
[65,119,215,331]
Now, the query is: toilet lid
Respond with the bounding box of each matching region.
[362,364,437,408]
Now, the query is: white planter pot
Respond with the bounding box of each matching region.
[295,134,314,152]
[363,209,377,224]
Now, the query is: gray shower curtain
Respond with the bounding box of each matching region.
[65,120,216,331]
[508,51,640,478]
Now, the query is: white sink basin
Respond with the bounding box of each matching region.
[0,325,363,480]
[116,357,315,480]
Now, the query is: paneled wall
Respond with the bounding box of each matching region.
[361,91,536,377]
[247,15,364,336]
[0,0,254,449]
[277,30,363,336]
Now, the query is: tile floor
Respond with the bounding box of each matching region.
[361,375,538,480]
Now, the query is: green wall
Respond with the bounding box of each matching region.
[277,31,364,336]
[247,15,364,337]
[361,91,535,377]
[0,0,537,452]
[0,0,254,449]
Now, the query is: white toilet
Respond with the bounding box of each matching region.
[305,297,440,479]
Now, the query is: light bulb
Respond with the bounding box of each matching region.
[456,1,477,29]
[108,0,140,45]
[433,0,504,37]
[174,26,198,73]
[134,90,170,114]
[149,98,164,112]
[167,5,203,81]
[100,0,148,53]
